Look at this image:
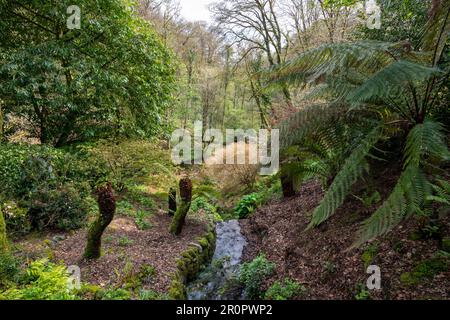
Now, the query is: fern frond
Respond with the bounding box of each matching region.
[278,103,345,150]
[266,41,405,87]
[427,179,450,205]
[405,120,450,167]
[353,165,430,247]
[347,60,440,105]
[354,119,449,246]
[307,125,383,229]
[421,1,450,66]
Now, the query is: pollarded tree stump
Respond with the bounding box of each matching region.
[169,178,192,235]
[168,187,177,216]
[84,183,116,259]
[281,173,296,198]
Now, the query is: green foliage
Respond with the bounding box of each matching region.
[0,143,84,197]
[116,201,136,217]
[0,209,7,252]
[400,256,449,286]
[355,120,449,246]
[27,184,89,231]
[441,238,450,253]
[100,288,131,300]
[135,210,153,230]
[354,282,371,300]
[0,0,175,146]
[233,177,282,219]
[0,200,31,237]
[118,236,134,247]
[0,259,77,300]
[269,1,450,245]
[356,0,432,48]
[190,196,222,223]
[264,278,305,300]
[361,244,378,268]
[138,289,168,300]
[354,191,382,208]
[126,185,156,210]
[239,254,275,299]
[234,193,261,219]
[80,140,176,191]
[0,143,91,234]
[0,252,21,288]
[308,126,383,229]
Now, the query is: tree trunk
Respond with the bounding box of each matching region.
[169,178,192,235]
[0,210,8,253]
[0,102,4,141]
[84,183,116,259]
[168,187,177,216]
[281,173,296,198]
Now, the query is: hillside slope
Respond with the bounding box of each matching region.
[241,177,450,300]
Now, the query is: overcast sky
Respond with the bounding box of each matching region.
[179,0,214,23]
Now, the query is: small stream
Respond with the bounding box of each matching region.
[187,220,247,300]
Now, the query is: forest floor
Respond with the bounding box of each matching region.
[241,168,450,300]
[14,211,209,295]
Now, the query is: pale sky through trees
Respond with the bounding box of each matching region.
[179,0,214,23]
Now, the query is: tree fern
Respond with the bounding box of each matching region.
[354,119,449,246]
[427,179,450,206]
[307,125,383,229]
[278,103,345,150]
[347,60,439,105]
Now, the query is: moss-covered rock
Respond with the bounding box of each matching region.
[168,227,216,300]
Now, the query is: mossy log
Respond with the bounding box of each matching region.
[0,210,8,252]
[84,183,116,259]
[168,187,177,216]
[169,178,192,235]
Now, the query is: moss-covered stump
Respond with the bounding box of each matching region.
[0,210,8,252]
[168,187,177,216]
[84,183,116,259]
[168,226,216,300]
[169,178,192,235]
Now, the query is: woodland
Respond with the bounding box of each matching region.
[0,0,449,300]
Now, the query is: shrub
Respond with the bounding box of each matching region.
[0,252,21,289]
[234,193,261,219]
[264,278,305,300]
[0,200,31,237]
[79,140,177,192]
[27,184,89,231]
[239,254,275,299]
[99,288,131,300]
[191,196,222,223]
[0,259,77,300]
[0,143,91,234]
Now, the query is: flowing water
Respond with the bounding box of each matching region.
[187,220,247,300]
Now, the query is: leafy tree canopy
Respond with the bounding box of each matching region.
[0,0,176,146]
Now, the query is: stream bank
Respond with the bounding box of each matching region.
[187,220,247,300]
